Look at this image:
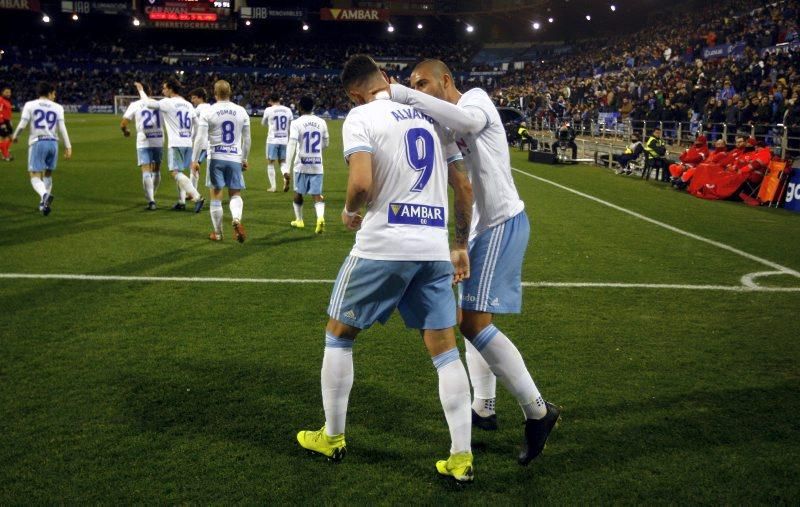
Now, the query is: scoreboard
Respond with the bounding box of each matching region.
[141,0,234,29]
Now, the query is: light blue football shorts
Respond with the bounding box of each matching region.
[267,143,287,161]
[28,139,58,172]
[294,172,323,195]
[459,211,530,314]
[328,256,456,330]
[206,159,245,190]
[137,147,163,166]
[168,147,192,172]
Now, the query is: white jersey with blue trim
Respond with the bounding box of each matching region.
[194,101,251,163]
[342,96,463,262]
[149,96,195,148]
[289,114,329,175]
[261,105,293,145]
[123,99,164,149]
[192,102,212,151]
[17,99,69,147]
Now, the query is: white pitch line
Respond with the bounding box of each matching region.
[1,273,799,291]
[511,167,800,278]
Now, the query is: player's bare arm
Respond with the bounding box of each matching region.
[342,151,372,230]
[448,159,472,283]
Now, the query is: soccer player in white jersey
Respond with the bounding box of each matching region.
[286,95,329,233]
[135,79,205,213]
[11,82,72,216]
[261,94,293,192]
[296,55,476,484]
[121,83,164,211]
[191,80,251,243]
[189,87,211,195]
[390,59,560,466]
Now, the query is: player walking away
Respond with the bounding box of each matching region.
[11,82,72,215]
[121,83,164,210]
[191,80,251,243]
[286,95,329,233]
[189,88,211,196]
[135,79,205,213]
[297,55,476,484]
[261,94,292,192]
[0,87,14,161]
[391,59,560,466]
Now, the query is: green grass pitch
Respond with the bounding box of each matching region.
[1,114,799,503]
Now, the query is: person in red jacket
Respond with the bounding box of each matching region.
[669,135,709,188]
[0,87,13,161]
[731,138,771,183]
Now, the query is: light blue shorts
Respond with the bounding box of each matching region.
[28,140,58,172]
[207,159,245,190]
[137,147,163,166]
[328,256,457,330]
[459,211,530,313]
[267,143,287,161]
[294,172,323,195]
[168,147,192,172]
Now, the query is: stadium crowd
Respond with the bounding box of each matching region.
[494,0,800,152]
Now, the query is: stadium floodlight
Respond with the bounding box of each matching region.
[244,19,251,26]
[610,4,616,11]
[466,23,474,33]
[417,23,423,30]
[71,13,78,21]
[532,22,541,30]
[585,14,591,21]
[132,17,140,26]
[42,14,51,23]
[302,22,309,31]
[387,24,395,32]
[548,17,554,23]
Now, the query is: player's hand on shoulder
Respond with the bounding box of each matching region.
[450,248,470,285]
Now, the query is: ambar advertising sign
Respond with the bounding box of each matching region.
[320,8,388,21]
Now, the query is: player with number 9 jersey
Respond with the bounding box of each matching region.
[342,96,462,262]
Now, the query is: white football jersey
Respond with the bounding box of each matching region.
[17,99,70,147]
[195,101,251,163]
[450,88,525,239]
[192,102,212,151]
[123,99,164,149]
[261,105,293,145]
[342,97,463,262]
[150,96,195,148]
[289,114,329,174]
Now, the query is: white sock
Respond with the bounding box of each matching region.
[322,333,354,436]
[280,161,289,176]
[293,202,303,221]
[469,324,546,420]
[210,200,223,234]
[267,164,276,189]
[190,170,199,193]
[142,173,155,202]
[43,176,52,194]
[153,171,161,192]
[432,348,472,455]
[175,172,200,201]
[229,195,243,222]
[465,339,497,416]
[314,201,325,221]
[30,177,47,198]
[178,187,186,204]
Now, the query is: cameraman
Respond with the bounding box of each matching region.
[552,120,578,160]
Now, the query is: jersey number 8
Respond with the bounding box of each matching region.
[221,121,235,144]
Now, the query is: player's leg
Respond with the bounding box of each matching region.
[291,173,305,228]
[43,169,53,195]
[266,147,277,191]
[208,187,224,241]
[0,122,11,160]
[459,212,559,465]
[279,146,290,192]
[138,149,156,209]
[226,161,246,243]
[170,148,204,212]
[312,174,325,234]
[399,261,472,482]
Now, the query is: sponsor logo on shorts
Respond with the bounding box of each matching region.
[387,202,445,227]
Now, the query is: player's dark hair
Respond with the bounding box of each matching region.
[189,87,207,101]
[341,54,380,91]
[163,78,182,95]
[299,96,314,113]
[36,81,55,98]
[269,93,280,103]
